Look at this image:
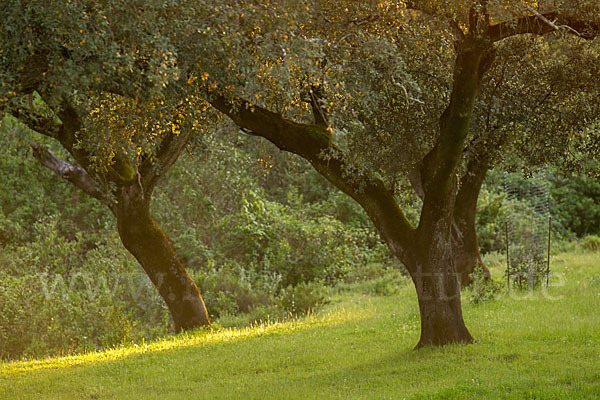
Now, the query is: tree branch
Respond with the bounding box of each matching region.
[14,97,94,173]
[489,12,600,42]
[10,107,61,139]
[31,143,113,212]
[139,129,192,193]
[209,94,416,260]
[420,37,489,206]
[210,94,331,156]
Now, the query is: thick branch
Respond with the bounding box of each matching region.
[11,107,61,138]
[209,94,416,262]
[420,38,490,206]
[139,130,192,193]
[490,13,600,42]
[14,98,94,173]
[211,95,331,155]
[31,143,113,212]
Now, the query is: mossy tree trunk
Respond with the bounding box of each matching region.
[115,183,210,331]
[404,31,495,344]
[408,225,473,347]
[410,157,491,288]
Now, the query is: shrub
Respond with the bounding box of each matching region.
[191,263,274,319]
[476,185,507,254]
[550,172,600,238]
[341,264,407,296]
[0,231,170,361]
[581,235,600,252]
[466,265,501,304]
[0,268,139,360]
[223,190,395,287]
[344,263,388,283]
[277,281,328,316]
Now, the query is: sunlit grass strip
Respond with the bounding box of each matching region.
[1,303,369,376]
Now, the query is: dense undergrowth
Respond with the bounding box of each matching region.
[1,126,599,361]
[0,129,400,360]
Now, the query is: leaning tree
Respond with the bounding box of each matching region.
[176,0,600,346]
[0,0,212,331]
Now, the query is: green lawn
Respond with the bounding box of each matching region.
[1,252,599,399]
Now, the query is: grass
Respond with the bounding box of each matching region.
[1,252,599,399]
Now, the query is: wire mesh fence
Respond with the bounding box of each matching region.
[504,172,551,291]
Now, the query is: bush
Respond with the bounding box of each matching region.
[550,172,600,238]
[466,265,501,304]
[222,190,395,287]
[0,230,170,361]
[344,263,389,283]
[0,269,140,360]
[340,264,407,296]
[476,184,507,254]
[191,263,275,319]
[277,281,328,316]
[581,235,600,252]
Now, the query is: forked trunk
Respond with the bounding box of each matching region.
[207,34,496,349]
[115,184,210,332]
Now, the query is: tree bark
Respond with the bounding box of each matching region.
[115,183,210,332]
[410,160,490,288]
[408,157,475,347]
[452,157,491,286]
[408,229,473,348]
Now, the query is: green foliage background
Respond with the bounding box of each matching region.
[1,120,599,361]
[0,125,399,360]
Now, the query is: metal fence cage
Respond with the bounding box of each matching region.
[504,171,551,290]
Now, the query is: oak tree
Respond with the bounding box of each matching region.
[186,0,600,346]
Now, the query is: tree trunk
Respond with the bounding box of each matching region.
[115,184,210,332]
[452,158,491,286]
[410,162,490,287]
[408,218,473,348]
